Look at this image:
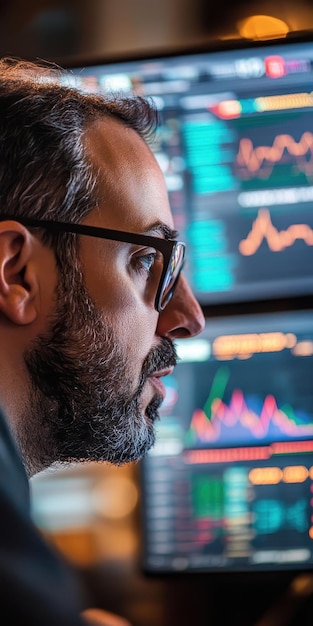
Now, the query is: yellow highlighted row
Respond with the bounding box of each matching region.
[249,465,313,485]
[213,331,296,359]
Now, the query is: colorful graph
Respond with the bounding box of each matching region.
[185,367,313,447]
[235,132,313,180]
[239,207,313,255]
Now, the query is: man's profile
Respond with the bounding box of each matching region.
[0,57,204,624]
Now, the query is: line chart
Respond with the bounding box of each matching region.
[184,368,313,447]
[239,208,313,255]
[235,133,313,180]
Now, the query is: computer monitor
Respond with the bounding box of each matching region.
[64,34,313,309]
[140,309,313,574]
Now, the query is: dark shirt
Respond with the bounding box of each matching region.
[0,407,87,625]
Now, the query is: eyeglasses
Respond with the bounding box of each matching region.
[0,215,185,312]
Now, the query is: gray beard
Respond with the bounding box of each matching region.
[20,268,177,476]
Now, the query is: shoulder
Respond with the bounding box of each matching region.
[0,406,86,624]
[0,405,30,513]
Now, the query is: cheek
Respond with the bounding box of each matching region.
[90,273,159,367]
[108,300,158,365]
[81,245,159,361]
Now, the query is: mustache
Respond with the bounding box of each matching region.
[142,337,177,379]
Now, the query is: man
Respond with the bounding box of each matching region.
[0,57,204,624]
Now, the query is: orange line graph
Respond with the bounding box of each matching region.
[239,208,313,255]
[235,133,313,179]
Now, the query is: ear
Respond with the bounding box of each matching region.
[0,221,39,325]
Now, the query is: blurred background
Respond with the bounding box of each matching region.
[0,0,313,62]
[3,1,313,625]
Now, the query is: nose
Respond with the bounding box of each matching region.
[156,274,205,340]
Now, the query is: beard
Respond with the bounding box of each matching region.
[21,264,177,476]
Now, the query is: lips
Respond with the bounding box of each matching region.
[148,366,174,398]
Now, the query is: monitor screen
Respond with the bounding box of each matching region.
[140,309,313,574]
[65,36,313,308]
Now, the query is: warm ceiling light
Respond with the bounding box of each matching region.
[238,15,290,40]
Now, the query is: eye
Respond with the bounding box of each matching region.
[133,248,158,276]
[131,246,166,283]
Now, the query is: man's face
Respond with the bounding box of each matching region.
[22,118,204,475]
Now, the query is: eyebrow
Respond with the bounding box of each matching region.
[146,222,179,241]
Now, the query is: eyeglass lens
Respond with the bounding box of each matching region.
[161,243,185,308]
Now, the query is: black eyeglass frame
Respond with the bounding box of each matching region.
[0,215,185,312]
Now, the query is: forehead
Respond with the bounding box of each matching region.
[83,116,174,233]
